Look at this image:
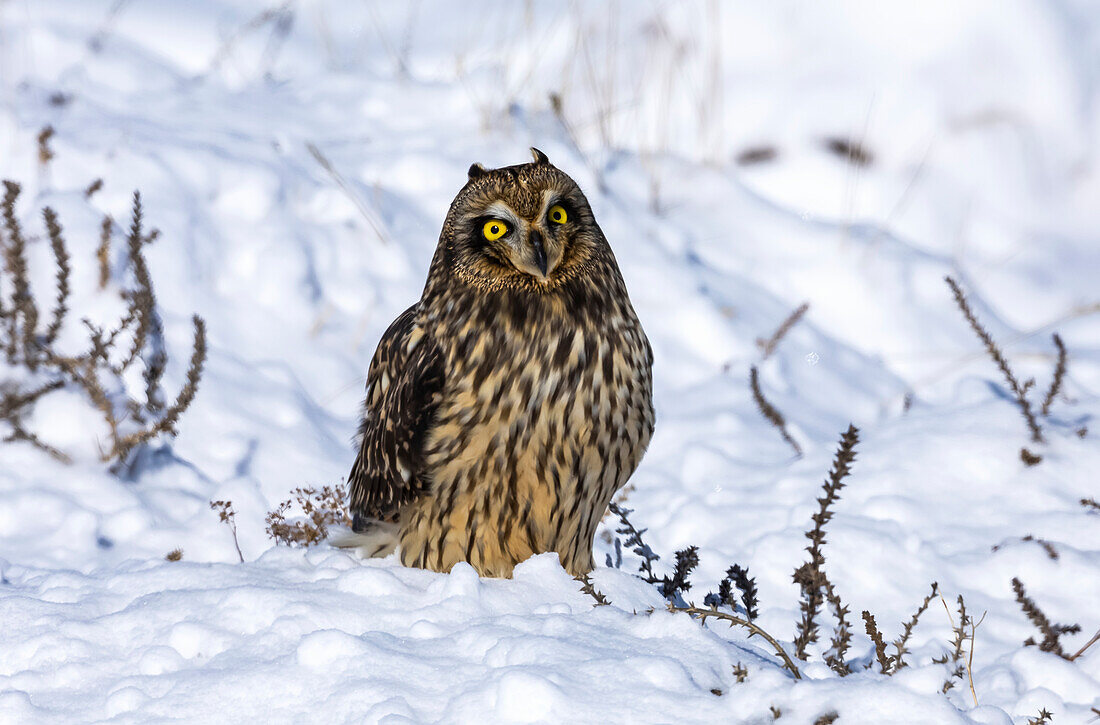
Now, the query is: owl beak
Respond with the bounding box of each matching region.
[529,230,548,277]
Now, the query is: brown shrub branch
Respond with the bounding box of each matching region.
[1,180,205,470]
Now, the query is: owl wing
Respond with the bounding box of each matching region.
[348,304,444,525]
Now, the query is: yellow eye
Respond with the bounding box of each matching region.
[549,205,568,224]
[483,219,508,241]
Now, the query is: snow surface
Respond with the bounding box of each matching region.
[1,0,1099,722]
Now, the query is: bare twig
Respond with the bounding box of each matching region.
[670,604,801,680]
[4,424,72,463]
[966,610,987,706]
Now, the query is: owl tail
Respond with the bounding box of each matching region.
[328,517,400,558]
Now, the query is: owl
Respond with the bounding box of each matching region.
[339,148,654,578]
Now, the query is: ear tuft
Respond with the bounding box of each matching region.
[467,163,488,180]
[530,147,549,165]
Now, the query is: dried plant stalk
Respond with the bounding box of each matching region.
[3,423,71,463]
[306,141,388,244]
[1040,333,1066,416]
[670,604,802,680]
[891,582,939,670]
[863,611,892,673]
[577,574,609,606]
[750,366,801,456]
[1068,629,1100,661]
[965,610,986,706]
[37,126,55,166]
[114,315,206,461]
[84,178,104,199]
[210,500,245,562]
[936,594,968,692]
[823,579,852,675]
[661,546,700,600]
[2,180,206,471]
[757,302,809,359]
[1012,577,1081,659]
[266,486,352,546]
[607,502,661,585]
[793,424,859,660]
[824,137,873,166]
[715,563,759,622]
[97,215,112,289]
[41,208,71,346]
[2,181,37,366]
[119,192,155,372]
[1026,709,1054,725]
[945,276,1043,443]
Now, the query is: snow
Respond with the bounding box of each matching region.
[2,0,1099,722]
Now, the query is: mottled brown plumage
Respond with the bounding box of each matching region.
[344,149,654,577]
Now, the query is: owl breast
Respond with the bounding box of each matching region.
[399,289,654,577]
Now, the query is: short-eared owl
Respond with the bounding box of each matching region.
[341,148,654,577]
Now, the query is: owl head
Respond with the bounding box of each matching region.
[438,148,606,292]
